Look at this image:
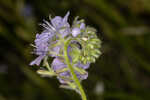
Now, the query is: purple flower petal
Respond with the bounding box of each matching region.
[30,55,45,66]
[51,16,62,28]
[59,27,70,37]
[80,23,85,29]
[63,11,70,23]
[72,28,81,37]
[75,62,90,69]
[76,71,88,80]
[52,58,67,71]
[57,71,71,83]
[51,57,89,83]
[50,46,61,57]
[50,12,70,37]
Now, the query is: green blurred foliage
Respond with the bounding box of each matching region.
[0,0,150,100]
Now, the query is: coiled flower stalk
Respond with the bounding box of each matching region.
[30,12,101,100]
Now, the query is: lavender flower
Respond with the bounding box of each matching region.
[50,12,70,37]
[30,12,101,99]
[30,12,70,66]
[52,57,88,84]
[30,33,49,66]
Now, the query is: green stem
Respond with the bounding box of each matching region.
[43,57,52,72]
[64,39,87,100]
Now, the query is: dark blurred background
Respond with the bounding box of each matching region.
[0,0,150,100]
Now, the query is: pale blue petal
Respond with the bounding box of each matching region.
[51,16,62,28]
[72,28,81,37]
[30,55,45,66]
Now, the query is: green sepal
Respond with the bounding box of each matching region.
[60,82,76,90]
[55,67,69,73]
[60,82,80,95]
[37,69,56,77]
[92,53,100,58]
[74,66,87,75]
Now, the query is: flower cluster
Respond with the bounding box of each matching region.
[30,12,101,93]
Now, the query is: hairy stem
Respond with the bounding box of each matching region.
[64,39,87,100]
